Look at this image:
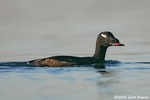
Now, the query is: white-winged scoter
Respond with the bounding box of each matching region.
[28,31,124,67]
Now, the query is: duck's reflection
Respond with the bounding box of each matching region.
[94,64,114,76]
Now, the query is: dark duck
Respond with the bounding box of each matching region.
[28,31,124,67]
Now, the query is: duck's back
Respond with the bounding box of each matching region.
[28,56,97,67]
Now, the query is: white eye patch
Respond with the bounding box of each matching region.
[101,34,107,38]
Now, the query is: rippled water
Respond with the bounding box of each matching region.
[0,61,150,100]
[0,0,150,100]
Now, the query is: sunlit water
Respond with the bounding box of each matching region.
[0,0,150,100]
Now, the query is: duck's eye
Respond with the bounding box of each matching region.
[101,34,107,38]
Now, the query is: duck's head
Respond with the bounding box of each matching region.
[97,31,125,47]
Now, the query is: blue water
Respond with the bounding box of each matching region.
[0,61,150,100]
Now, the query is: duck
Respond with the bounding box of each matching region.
[28,31,124,67]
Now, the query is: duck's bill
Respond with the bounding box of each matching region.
[113,42,125,46]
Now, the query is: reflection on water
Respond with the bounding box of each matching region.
[0,62,150,100]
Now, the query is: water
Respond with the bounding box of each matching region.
[0,61,150,100]
[0,0,150,100]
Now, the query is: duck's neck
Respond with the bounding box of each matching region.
[93,46,108,63]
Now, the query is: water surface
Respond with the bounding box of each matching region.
[0,61,150,100]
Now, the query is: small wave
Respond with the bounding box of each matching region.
[105,60,122,66]
[0,62,29,67]
[0,62,38,73]
[122,62,150,65]
[135,62,150,64]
